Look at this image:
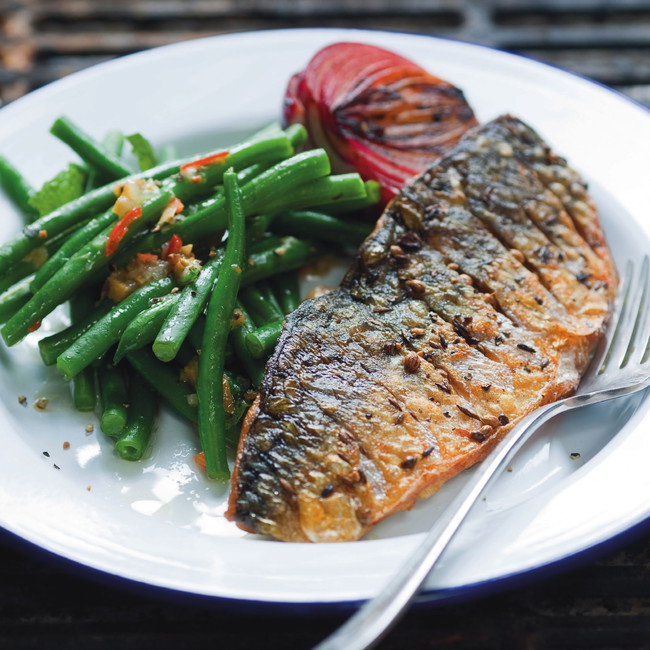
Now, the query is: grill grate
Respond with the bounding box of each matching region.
[1,3,650,648]
[1,0,650,105]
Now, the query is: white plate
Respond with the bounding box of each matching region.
[1,28,649,608]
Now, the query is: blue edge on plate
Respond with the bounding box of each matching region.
[1,30,649,617]
[3,512,650,617]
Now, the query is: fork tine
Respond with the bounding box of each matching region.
[597,259,634,374]
[628,255,650,366]
[609,256,650,370]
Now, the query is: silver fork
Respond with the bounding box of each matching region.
[315,255,650,650]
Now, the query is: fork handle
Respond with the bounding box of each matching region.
[313,399,567,650]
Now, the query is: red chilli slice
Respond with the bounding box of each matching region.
[283,42,478,204]
[179,151,229,175]
[163,233,183,260]
[105,206,143,257]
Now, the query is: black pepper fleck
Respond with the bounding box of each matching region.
[320,483,335,498]
[517,343,537,354]
[400,456,417,470]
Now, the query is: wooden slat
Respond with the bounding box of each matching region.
[0,1,34,102]
[1,529,650,649]
[2,0,650,106]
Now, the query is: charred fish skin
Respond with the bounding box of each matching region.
[227,116,617,543]
[497,116,613,266]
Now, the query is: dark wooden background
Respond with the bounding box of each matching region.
[2,1,650,648]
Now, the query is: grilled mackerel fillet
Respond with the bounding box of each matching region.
[226,115,617,542]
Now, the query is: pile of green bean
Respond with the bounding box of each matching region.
[0,117,378,480]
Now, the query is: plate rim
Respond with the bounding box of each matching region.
[0,26,649,609]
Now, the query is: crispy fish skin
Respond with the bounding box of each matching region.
[226,116,617,543]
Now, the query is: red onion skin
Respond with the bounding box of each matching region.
[283,42,478,204]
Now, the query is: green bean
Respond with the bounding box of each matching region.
[115,381,157,461]
[126,348,197,423]
[230,301,265,387]
[184,315,234,364]
[236,162,271,186]
[198,169,246,480]
[30,207,116,291]
[263,173,367,214]
[271,272,301,314]
[0,156,184,275]
[241,236,312,287]
[2,191,173,346]
[246,214,274,244]
[0,277,31,324]
[0,155,38,221]
[246,233,283,255]
[152,170,364,255]
[84,130,127,191]
[98,362,129,438]
[167,134,293,206]
[250,122,307,149]
[69,293,97,412]
[0,133,291,279]
[240,283,284,326]
[114,292,181,363]
[182,163,271,224]
[256,281,283,316]
[273,209,372,245]
[72,366,96,411]
[0,233,64,296]
[249,122,283,141]
[153,251,224,363]
[283,123,308,148]
[2,137,309,346]
[56,276,175,380]
[311,180,381,213]
[0,252,46,296]
[116,149,331,260]
[50,116,133,179]
[38,299,114,365]
[245,317,284,359]
[125,341,244,438]
[32,239,307,370]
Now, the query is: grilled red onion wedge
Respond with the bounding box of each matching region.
[283,42,478,204]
